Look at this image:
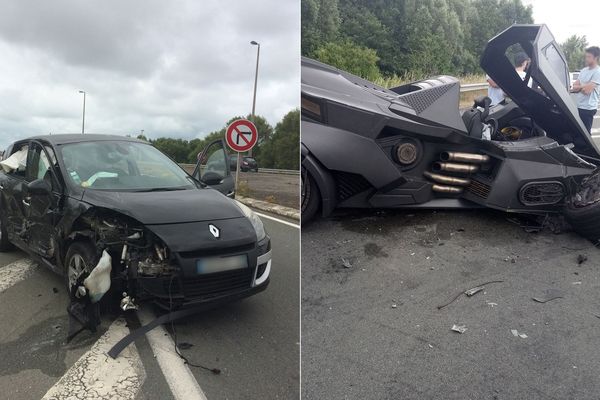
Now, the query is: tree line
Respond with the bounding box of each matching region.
[138,109,299,170]
[302,0,535,80]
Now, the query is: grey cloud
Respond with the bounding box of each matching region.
[0,0,299,148]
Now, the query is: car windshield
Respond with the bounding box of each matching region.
[59,140,196,191]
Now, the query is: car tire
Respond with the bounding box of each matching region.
[565,172,600,242]
[301,167,321,225]
[64,241,101,296]
[0,208,14,252]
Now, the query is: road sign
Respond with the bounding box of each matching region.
[225,119,258,153]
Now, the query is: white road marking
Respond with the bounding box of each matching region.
[0,258,37,293]
[43,317,145,400]
[255,211,300,229]
[138,308,208,400]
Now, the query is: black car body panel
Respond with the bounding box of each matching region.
[0,134,271,318]
[481,24,600,159]
[301,24,598,218]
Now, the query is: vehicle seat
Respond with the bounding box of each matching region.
[462,108,484,139]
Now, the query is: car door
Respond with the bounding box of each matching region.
[22,141,64,259]
[193,139,235,197]
[0,142,30,246]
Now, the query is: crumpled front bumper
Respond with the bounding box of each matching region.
[136,238,272,309]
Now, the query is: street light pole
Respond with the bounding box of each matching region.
[78,90,86,134]
[249,40,260,157]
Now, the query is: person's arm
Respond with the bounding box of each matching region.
[487,77,499,88]
[581,71,600,95]
[571,79,582,93]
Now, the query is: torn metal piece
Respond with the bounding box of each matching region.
[464,286,484,297]
[451,324,467,334]
[437,280,503,310]
[120,293,138,311]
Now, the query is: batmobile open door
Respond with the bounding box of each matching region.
[193,139,235,197]
[481,24,600,160]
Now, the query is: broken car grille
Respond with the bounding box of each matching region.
[175,268,254,299]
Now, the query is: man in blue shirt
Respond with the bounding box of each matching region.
[571,46,600,133]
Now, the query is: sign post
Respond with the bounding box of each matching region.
[225,119,258,194]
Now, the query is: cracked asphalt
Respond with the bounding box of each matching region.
[302,208,600,400]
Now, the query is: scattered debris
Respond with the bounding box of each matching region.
[487,302,498,307]
[531,295,563,303]
[341,258,352,269]
[428,344,434,348]
[577,254,588,265]
[451,324,467,334]
[391,303,397,309]
[572,281,582,285]
[437,280,503,310]
[511,329,528,338]
[464,286,485,297]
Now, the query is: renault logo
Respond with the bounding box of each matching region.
[209,224,220,238]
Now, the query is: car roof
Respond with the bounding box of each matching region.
[15,133,146,146]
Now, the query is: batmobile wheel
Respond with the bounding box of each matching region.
[301,167,320,224]
[0,209,14,252]
[65,241,100,295]
[564,172,600,243]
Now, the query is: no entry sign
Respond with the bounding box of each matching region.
[225,119,258,152]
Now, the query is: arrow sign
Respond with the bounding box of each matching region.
[225,119,258,153]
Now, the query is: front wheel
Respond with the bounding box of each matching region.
[564,172,600,242]
[301,167,321,225]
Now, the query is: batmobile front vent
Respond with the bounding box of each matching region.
[467,179,491,199]
[332,171,373,201]
[401,84,454,114]
[519,181,565,206]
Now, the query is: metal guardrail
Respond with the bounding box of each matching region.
[460,83,487,92]
[179,163,299,175]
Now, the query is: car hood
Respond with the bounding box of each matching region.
[481,24,600,159]
[81,187,245,225]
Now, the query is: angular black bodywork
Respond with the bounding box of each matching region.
[0,134,271,315]
[301,25,600,218]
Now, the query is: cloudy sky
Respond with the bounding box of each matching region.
[524,0,600,46]
[0,0,299,148]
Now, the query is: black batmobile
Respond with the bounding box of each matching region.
[301,24,600,242]
[0,134,271,333]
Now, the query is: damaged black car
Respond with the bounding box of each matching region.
[0,134,271,335]
[301,24,600,242]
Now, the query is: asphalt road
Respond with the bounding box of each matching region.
[0,210,299,400]
[302,209,600,400]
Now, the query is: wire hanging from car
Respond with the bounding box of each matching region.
[168,275,221,374]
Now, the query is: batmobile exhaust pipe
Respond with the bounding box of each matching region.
[423,171,470,187]
[431,184,463,194]
[432,162,479,174]
[440,151,490,164]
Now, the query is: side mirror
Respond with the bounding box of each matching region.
[202,171,223,186]
[27,178,52,196]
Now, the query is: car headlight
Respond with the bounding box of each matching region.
[235,200,266,241]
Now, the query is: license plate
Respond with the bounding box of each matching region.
[196,255,248,274]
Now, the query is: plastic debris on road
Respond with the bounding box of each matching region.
[451,324,467,334]
[341,258,352,269]
[511,329,528,338]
